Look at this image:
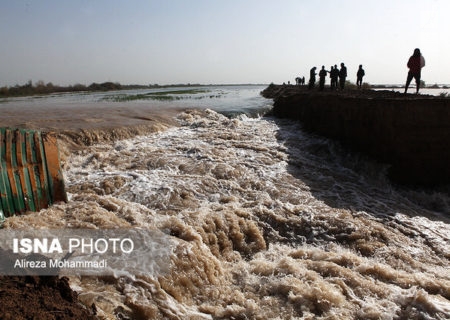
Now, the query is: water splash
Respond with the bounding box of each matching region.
[4,108,449,319]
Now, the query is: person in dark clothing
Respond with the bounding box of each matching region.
[339,63,347,90]
[356,65,365,89]
[330,64,339,90]
[329,65,336,90]
[404,48,425,94]
[308,67,317,90]
[318,66,328,91]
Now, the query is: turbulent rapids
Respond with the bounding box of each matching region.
[3,90,450,318]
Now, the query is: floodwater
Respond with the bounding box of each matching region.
[3,86,450,319]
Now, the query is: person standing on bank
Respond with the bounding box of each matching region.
[308,67,317,90]
[330,64,339,90]
[339,63,347,90]
[318,66,328,91]
[404,48,425,94]
[329,66,334,90]
[356,65,365,89]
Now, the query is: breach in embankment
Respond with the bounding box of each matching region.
[262,84,450,186]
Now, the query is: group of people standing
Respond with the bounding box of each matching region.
[306,63,365,91]
[295,48,425,94]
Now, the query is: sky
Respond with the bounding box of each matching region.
[1,0,449,87]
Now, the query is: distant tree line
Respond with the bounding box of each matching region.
[0,80,127,97]
[0,80,208,98]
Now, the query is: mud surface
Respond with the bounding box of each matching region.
[0,103,182,132]
[0,276,97,320]
[261,83,436,100]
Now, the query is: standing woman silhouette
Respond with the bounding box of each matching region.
[404,48,425,94]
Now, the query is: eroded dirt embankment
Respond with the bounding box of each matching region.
[0,103,183,163]
[262,84,450,186]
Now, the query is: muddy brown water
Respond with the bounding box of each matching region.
[1,88,449,319]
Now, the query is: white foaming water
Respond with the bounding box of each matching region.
[4,89,450,319]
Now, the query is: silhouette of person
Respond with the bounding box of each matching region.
[308,67,317,90]
[328,66,333,89]
[295,77,301,85]
[302,76,305,85]
[318,66,328,91]
[356,65,365,89]
[404,48,425,94]
[330,64,339,90]
[339,63,347,90]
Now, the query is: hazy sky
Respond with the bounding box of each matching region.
[1,0,449,86]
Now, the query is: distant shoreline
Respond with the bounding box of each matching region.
[2,80,450,99]
[0,81,267,98]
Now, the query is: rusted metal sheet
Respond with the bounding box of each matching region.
[0,128,67,217]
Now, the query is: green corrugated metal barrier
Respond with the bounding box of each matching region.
[0,128,67,218]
